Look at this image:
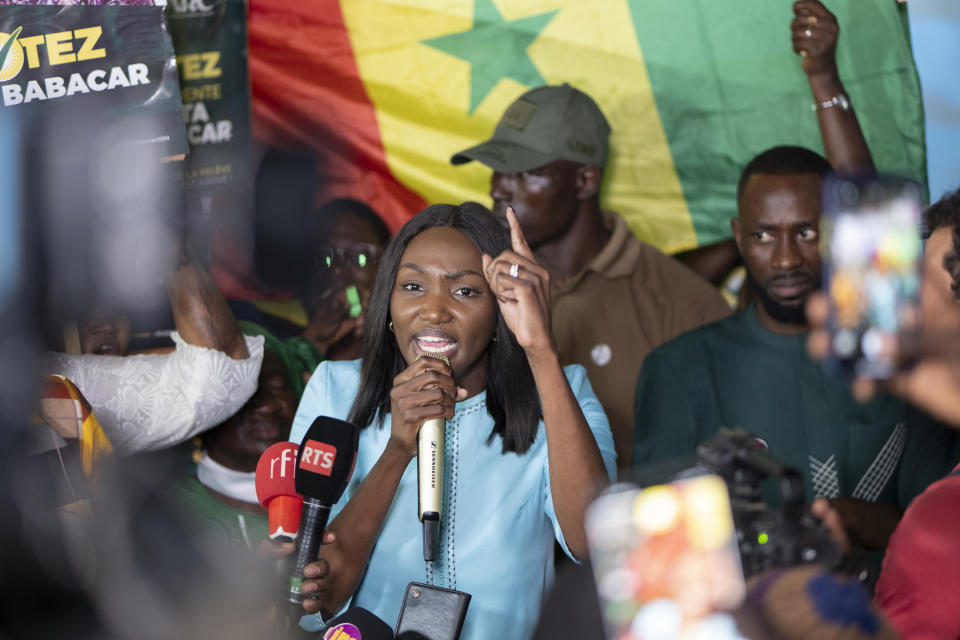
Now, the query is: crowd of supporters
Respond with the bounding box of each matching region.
[9,2,960,639]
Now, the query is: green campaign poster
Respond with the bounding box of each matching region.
[165,0,250,191]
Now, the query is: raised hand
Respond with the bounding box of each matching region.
[481,206,555,355]
[300,554,333,614]
[256,531,338,615]
[302,284,366,356]
[791,0,839,77]
[806,292,960,428]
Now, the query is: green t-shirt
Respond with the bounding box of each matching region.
[633,307,958,508]
[172,476,269,551]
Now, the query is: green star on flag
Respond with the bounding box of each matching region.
[423,0,556,114]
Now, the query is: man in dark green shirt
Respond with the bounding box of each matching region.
[633,146,958,550]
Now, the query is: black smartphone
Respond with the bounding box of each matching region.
[394,582,471,640]
[821,175,924,378]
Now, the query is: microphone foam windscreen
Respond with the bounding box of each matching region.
[294,416,360,504]
[322,607,393,640]
[256,442,303,539]
[255,442,300,507]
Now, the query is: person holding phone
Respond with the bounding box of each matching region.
[288,202,616,639]
[807,189,960,639]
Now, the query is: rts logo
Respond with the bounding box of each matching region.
[300,440,336,476]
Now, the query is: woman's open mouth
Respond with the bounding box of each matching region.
[414,331,457,357]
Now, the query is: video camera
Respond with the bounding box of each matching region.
[694,428,842,577]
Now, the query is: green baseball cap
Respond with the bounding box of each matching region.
[451,84,611,173]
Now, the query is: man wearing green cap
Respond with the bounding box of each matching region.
[452,84,730,470]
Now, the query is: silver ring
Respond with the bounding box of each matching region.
[803,28,812,38]
[509,263,519,278]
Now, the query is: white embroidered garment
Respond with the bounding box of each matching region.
[40,332,264,455]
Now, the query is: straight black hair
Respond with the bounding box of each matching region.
[347,202,542,454]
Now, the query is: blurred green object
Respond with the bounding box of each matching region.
[346,285,362,319]
[237,321,322,399]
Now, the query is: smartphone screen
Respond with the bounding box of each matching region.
[821,176,923,378]
[585,475,746,640]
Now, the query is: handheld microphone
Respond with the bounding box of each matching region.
[321,607,393,640]
[417,353,449,562]
[255,442,303,541]
[256,442,306,640]
[287,416,359,610]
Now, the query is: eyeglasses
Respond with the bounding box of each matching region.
[314,243,380,270]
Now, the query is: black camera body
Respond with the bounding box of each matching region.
[694,428,842,577]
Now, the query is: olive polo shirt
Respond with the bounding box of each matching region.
[551,210,731,470]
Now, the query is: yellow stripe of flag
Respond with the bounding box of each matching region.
[341,0,697,252]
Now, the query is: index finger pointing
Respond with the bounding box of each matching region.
[506,205,535,260]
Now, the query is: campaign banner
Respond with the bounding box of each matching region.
[166,0,250,191]
[0,4,187,158]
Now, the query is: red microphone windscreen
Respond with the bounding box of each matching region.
[256,442,303,540]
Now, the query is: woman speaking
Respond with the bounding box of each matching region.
[289,202,615,639]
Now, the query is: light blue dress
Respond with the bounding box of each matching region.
[290,359,616,640]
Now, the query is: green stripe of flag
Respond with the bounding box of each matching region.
[628,0,926,247]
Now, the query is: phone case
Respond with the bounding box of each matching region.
[586,478,746,640]
[394,582,471,640]
[821,175,924,379]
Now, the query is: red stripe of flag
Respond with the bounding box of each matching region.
[248,0,427,233]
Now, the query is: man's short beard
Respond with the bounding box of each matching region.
[746,270,814,326]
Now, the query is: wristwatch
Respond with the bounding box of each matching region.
[812,93,851,112]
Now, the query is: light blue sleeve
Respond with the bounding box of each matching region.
[290,361,329,446]
[543,364,617,560]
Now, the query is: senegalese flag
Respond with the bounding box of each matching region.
[249,0,925,257]
[37,375,113,477]
[29,375,114,516]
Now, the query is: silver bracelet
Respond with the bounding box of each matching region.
[811,93,851,112]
